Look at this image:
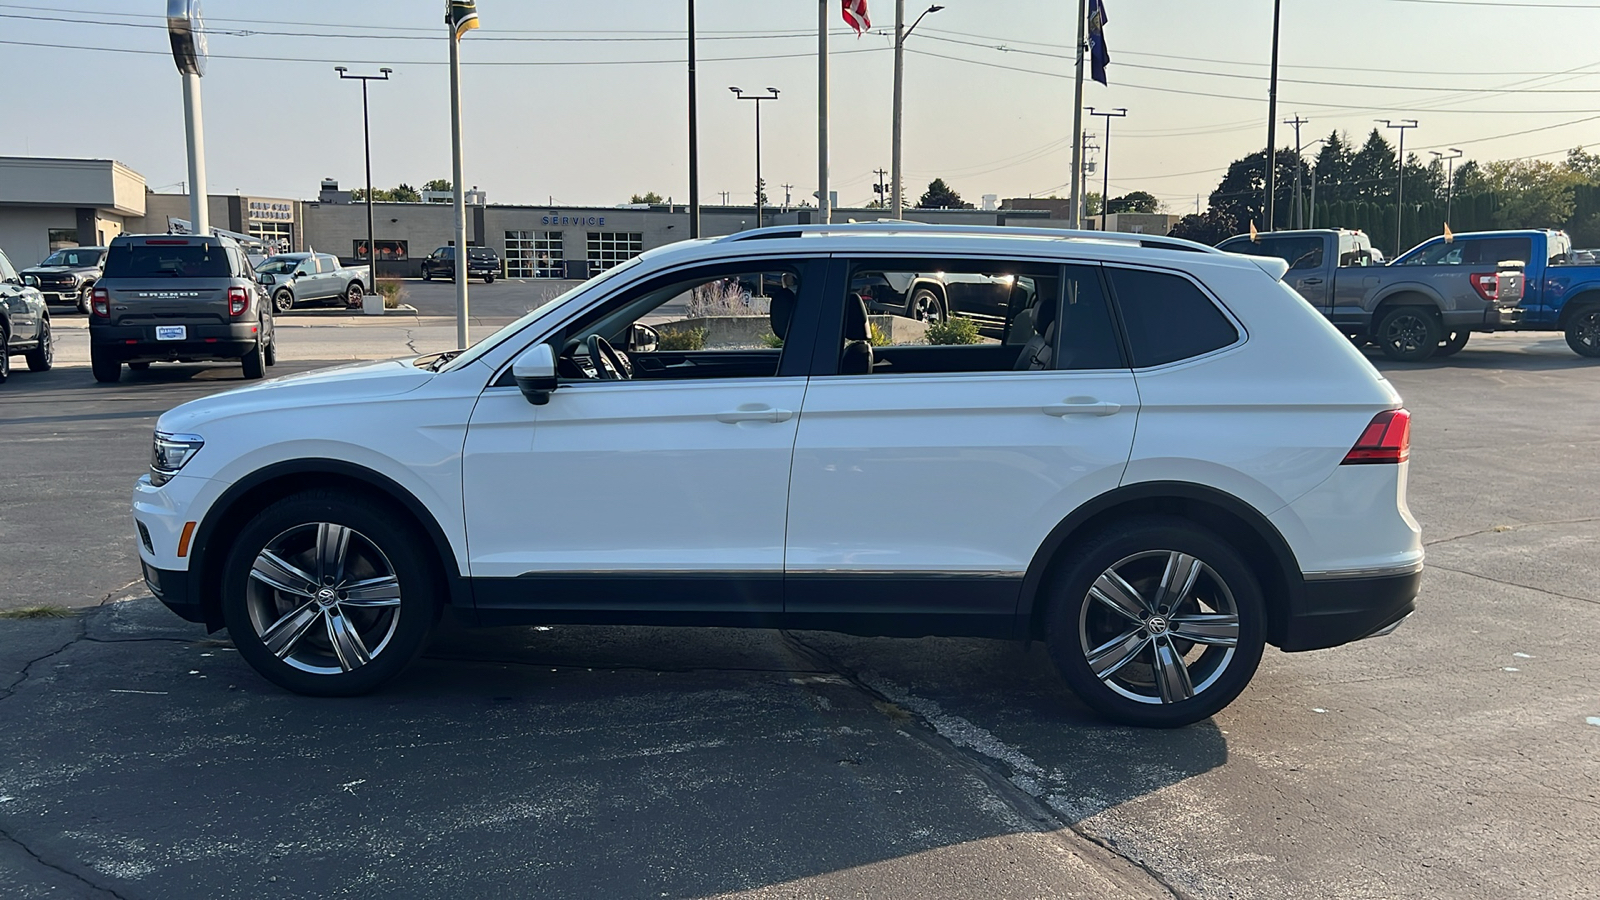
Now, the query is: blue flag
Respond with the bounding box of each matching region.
[1088,0,1110,85]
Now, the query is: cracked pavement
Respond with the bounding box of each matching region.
[2,325,1599,898]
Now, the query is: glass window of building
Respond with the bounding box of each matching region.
[506,230,564,278]
[587,231,643,273]
[251,221,294,254]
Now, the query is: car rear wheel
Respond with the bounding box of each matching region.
[221,490,439,696]
[264,333,277,367]
[1566,306,1600,358]
[1044,517,1266,728]
[1375,307,1441,362]
[1435,330,1470,357]
[346,282,364,308]
[0,326,10,384]
[483,273,495,284]
[90,345,120,383]
[907,288,946,324]
[274,290,295,313]
[77,285,92,314]
[24,318,52,372]
[242,340,266,379]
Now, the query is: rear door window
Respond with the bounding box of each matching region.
[104,242,231,278]
[1106,267,1240,368]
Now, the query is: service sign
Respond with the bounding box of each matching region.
[166,0,208,77]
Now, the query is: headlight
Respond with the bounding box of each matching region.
[150,432,204,486]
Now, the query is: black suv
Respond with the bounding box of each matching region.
[1,246,53,384]
[89,234,276,383]
[21,246,107,314]
[421,246,500,284]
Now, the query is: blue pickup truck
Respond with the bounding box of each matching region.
[1392,229,1600,358]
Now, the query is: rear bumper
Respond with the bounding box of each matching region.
[1279,568,1421,651]
[90,322,260,361]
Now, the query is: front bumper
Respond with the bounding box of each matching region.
[1279,568,1421,651]
[40,287,84,303]
[143,561,207,624]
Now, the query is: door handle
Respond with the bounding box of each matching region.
[1300,277,1324,286]
[1044,399,1121,417]
[716,406,794,424]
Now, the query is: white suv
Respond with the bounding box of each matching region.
[132,225,1422,727]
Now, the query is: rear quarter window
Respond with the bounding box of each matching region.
[1107,267,1239,367]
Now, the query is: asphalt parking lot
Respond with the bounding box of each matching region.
[2,328,1598,899]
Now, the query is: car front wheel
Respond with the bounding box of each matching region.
[1045,517,1266,728]
[221,491,439,696]
[1566,306,1600,358]
[0,326,10,384]
[1375,307,1442,362]
[24,318,52,372]
[274,290,295,313]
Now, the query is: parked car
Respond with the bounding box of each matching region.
[1391,229,1600,358]
[21,246,106,313]
[0,246,53,384]
[133,224,1421,728]
[421,246,500,283]
[254,252,372,313]
[1217,228,1526,361]
[89,234,276,383]
[852,269,1034,333]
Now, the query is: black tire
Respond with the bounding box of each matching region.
[1043,516,1266,728]
[221,490,440,696]
[129,362,151,371]
[1565,306,1600,358]
[1375,307,1442,362]
[274,290,295,314]
[0,325,10,385]
[241,340,266,379]
[1435,330,1470,357]
[90,345,120,383]
[24,317,52,372]
[77,284,92,315]
[421,266,432,282]
[483,273,496,284]
[346,282,364,308]
[264,332,277,367]
[906,287,946,324]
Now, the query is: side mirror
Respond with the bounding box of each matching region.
[22,274,39,288]
[258,273,275,285]
[627,323,659,353]
[513,343,559,406]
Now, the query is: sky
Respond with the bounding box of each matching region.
[4,0,1600,213]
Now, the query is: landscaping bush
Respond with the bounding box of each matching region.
[658,326,707,351]
[687,279,768,318]
[761,332,784,349]
[375,277,406,310]
[869,323,890,347]
[925,315,981,345]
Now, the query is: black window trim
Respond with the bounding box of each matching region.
[1099,261,1248,372]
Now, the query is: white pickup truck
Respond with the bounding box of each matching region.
[254,252,372,313]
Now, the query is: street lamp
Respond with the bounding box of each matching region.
[730,87,779,225]
[1088,107,1126,231]
[891,3,943,219]
[166,0,210,235]
[1379,118,1420,256]
[1431,147,1464,226]
[336,66,392,282]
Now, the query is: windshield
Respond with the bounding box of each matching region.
[255,257,302,275]
[41,248,103,267]
[441,256,645,372]
[104,242,230,278]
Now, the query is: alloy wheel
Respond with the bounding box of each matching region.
[244,522,403,675]
[1383,313,1430,355]
[1078,549,1240,705]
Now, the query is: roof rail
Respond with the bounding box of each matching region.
[719,221,1221,254]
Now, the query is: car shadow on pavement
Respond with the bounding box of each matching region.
[1365,340,1600,372]
[0,597,1226,899]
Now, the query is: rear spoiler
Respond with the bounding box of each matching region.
[1246,257,1290,282]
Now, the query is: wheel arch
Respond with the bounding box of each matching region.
[1371,288,1443,318]
[1557,289,1600,329]
[1016,482,1304,648]
[186,460,471,632]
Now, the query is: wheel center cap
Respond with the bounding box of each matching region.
[1146,615,1170,636]
[315,588,339,608]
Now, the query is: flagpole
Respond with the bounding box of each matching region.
[1264,0,1281,233]
[818,0,831,224]
[1068,0,1087,230]
[449,19,469,348]
[688,0,701,239]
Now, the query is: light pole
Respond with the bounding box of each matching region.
[336,66,392,280]
[166,0,210,235]
[1265,0,1282,231]
[1379,118,1420,256]
[688,0,700,238]
[1431,147,1464,225]
[1088,107,1126,231]
[891,2,944,219]
[730,87,779,226]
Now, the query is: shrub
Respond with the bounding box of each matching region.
[687,279,769,318]
[375,277,406,310]
[658,326,707,351]
[868,322,890,347]
[925,315,981,345]
[761,332,785,348]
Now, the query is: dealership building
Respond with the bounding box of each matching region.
[3,155,1148,278]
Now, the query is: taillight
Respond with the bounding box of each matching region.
[1343,409,1411,465]
[91,287,110,317]
[1468,273,1499,302]
[228,286,248,317]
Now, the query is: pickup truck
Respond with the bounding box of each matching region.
[1391,229,1600,358]
[20,246,106,314]
[1,245,53,384]
[421,246,500,284]
[254,252,371,313]
[1218,228,1525,362]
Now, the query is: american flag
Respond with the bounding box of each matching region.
[842,0,870,35]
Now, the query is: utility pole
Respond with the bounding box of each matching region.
[891,2,944,219]
[1265,0,1282,232]
[335,66,392,284]
[1431,147,1464,225]
[1379,118,1420,256]
[719,191,731,205]
[818,0,830,224]
[873,168,889,208]
[1068,0,1088,229]
[781,182,794,211]
[1080,132,1099,226]
[1088,107,1125,232]
[688,0,700,238]
[730,87,780,226]
[1284,113,1308,229]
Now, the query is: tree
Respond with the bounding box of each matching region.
[390,183,421,203]
[350,187,394,202]
[630,191,664,204]
[1482,159,1579,229]
[1207,148,1301,231]
[1311,130,1354,204]
[1566,146,1600,180]
[1349,129,1398,202]
[1167,208,1238,245]
[423,179,453,193]
[916,178,974,209]
[1106,191,1161,214]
